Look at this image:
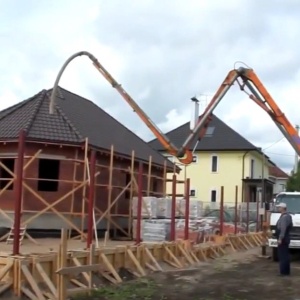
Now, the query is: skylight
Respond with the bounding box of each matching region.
[204,126,215,137]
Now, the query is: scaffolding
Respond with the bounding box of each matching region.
[0,130,171,254]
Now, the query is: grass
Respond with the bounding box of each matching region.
[75,278,163,300]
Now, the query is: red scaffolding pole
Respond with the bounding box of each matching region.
[135,162,143,245]
[219,186,224,236]
[13,129,26,255]
[87,149,96,248]
[234,185,238,235]
[184,178,190,240]
[170,174,176,241]
[246,188,250,233]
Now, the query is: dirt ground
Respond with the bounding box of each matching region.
[75,247,300,300]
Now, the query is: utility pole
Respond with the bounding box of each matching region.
[294,125,299,174]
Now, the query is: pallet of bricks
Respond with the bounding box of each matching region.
[132,196,206,243]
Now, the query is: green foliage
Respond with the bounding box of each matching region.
[286,161,300,192]
[75,278,159,300]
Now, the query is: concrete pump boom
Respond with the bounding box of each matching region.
[49,52,300,164]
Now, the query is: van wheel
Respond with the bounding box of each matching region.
[272,247,278,262]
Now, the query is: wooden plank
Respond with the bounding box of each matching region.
[163,245,182,268]
[57,264,103,275]
[144,247,163,271]
[100,253,122,283]
[126,248,146,276]
[58,229,68,300]
[35,262,57,298]
[147,156,152,196]
[21,286,39,300]
[21,264,46,300]
[0,282,12,295]
[0,259,14,281]
[72,257,90,284]
[81,138,89,240]
[107,145,114,235]
[128,151,135,237]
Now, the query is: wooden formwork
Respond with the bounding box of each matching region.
[0,231,266,299]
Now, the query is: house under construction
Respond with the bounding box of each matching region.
[0,87,175,239]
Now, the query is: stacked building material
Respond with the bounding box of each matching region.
[132,196,205,242]
[132,196,157,218]
[156,197,182,218]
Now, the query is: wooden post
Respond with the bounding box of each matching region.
[219,186,224,236]
[58,229,67,300]
[107,145,114,238]
[147,156,152,196]
[69,148,79,239]
[170,174,176,241]
[128,151,135,238]
[87,150,96,249]
[135,162,143,245]
[184,178,190,240]
[13,129,26,255]
[81,138,89,240]
[162,160,167,197]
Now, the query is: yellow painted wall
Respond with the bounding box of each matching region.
[165,150,270,204]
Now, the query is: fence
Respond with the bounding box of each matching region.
[133,182,265,244]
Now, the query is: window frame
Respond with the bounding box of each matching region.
[210,189,217,202]
[211,154,218,173]
[190,188,197,197]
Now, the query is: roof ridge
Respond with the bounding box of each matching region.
[24,90,48,132]
[46,91,84,141]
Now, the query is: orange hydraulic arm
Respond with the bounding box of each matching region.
[49,52,300,164]
[49,51,192,163]
[187,67,300,158]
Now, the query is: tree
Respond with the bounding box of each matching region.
[286,161,300,191]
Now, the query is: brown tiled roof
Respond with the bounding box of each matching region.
[269,165,289,179]
[0,87,174,169]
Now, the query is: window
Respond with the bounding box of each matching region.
[250,159,255,178]
[192,155,198,163]
[211,190,217,202]
[38,159,60,192]
[190,188,196,197]
[0,159,15,190]
[125,173,131,199]
[211,155,218,172]
[152,178,158,193]
[204,126,215,137]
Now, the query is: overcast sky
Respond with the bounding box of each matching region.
[1,0,300,173]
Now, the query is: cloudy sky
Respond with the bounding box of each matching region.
[1,0,300,172]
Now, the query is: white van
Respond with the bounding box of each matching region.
[268,192,300,261]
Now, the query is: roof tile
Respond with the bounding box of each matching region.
[0,87,172,168]
[148,115,258,152]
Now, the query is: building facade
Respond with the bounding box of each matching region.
[149,115,274,204]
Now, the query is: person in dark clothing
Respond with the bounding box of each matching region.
[275,202,293,276]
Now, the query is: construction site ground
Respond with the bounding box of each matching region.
[72,247,300,300]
